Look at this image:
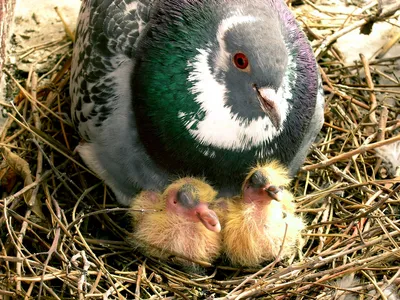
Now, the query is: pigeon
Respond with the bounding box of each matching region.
[216,161,304,267]
[130,177,221,266]
[70,0,324,205]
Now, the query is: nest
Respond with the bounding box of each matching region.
[1,1,400,299]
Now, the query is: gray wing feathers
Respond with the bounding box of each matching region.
[287,79,324,176]
[70,0,152,141]
[70,0,170,205]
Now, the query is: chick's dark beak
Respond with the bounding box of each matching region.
[265,186,282,201]
[253,84,281,130]
[245,170,282,202]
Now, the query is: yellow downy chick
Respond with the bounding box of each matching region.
[130,177,221,266]
[219,161,304,267]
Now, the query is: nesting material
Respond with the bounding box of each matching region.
[323,274,400,300]
[0,0,399,298]
[376,141,400,176]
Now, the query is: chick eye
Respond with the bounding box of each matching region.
[233,52,249,70]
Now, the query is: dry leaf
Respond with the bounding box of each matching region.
[0,165,17,193]
[1,147,45,219]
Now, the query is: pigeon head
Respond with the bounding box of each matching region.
[209,10,288,130]
[242,161,291,204]
[132,0,320,192]
[165,178,221,232]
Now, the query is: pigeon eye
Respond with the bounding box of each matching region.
[233,52,249,70]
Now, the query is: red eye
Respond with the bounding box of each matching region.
[233,52,249,70]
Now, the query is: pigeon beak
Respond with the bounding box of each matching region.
[257,183,281,202]
[254,85,281,130]
[196,205,221,233]
[244,170,282,203]
[265,187,282,202]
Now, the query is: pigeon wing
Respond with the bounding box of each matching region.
[70,0,154,141]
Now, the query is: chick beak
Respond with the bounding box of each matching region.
[265,186,282,202]
[245,170,281,203]
[254,85,281,130]
[196,205,221,233]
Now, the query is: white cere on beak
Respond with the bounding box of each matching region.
[258,88,280,103]
[257,87,290,129]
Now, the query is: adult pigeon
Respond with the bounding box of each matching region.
[70,0,324,205]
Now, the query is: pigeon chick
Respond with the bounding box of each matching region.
[130,177,221,266]
[218,161,304,267]
[70,0,324,205]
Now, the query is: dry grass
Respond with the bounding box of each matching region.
[1,1,400,299]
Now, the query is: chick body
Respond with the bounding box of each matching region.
[218,161,304,267]
[130,178,221,266]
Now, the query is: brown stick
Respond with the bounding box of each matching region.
[302,134,400,171]
[360,54,377,124]
[0,0,17,92]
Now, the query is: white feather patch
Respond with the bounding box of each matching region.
[376,141,400,176]
[183,48,284,151]
[125,2,137,11]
